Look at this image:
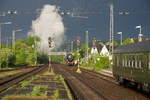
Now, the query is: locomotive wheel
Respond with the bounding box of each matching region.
[117,76,124,85]
[141,83,150,93]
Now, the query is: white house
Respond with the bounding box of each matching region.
[91,47,98,54]
[100,45,109,56]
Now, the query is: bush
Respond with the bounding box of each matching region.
[50,55,64,63]
[81,55,110,72]
[37,54,49,64]
[8,55,16,66]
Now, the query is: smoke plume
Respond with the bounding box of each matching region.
[28,4,65,54]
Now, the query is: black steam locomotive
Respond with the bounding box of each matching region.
[113,40,150,92]
[66,53,74,66]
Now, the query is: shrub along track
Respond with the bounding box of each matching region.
[0,65,47,93]
[52,64,150,100]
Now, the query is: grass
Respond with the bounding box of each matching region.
[2,71,73,100]
[6,85,17,91]
[2,96,49,100]
[20,80,32,89]
[53,90,60,99]
[43,71,55,76]
[28,85,48,96]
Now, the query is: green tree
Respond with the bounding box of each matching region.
[79,43,86,58]
[15,40,35,65]
[122,38,134,45]
[26,36,41,46]
[37,54,49,64]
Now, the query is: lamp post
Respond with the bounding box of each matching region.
[117,32,123,45]
[135,25,143,42]
[12,29,22,50]
[71,40,74,52]
[0,22,12,49]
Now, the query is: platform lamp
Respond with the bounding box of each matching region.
[117,32,123,45]
[135,25,143,42]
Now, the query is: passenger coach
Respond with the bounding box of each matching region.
[113,40,150,91]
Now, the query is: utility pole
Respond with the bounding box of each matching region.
[0,24,1,49]
[0,22,11,69]
[86,31,89,62]
[12,30,15,49]
[109,4,114,58]
[76,36,81,73]
[71,41,73,52]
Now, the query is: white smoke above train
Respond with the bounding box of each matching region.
[28,4,66,54]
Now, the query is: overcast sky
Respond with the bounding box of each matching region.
[0,0,150,43]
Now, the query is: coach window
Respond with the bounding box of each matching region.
[127,55,129,67]
[139,60,142,68]
[129,55,131,68]
[126,55,128,67]
[133,55,135,68]
[137,55,140,69]
[135,55,138,68]
[131,55,134,68]
[122,55,124,67]
[125,55,127,67]
[139,55,142,69]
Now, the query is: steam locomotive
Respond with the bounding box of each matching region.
[66,53,75,66]
[113,40,150,92]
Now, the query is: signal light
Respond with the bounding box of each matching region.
[48,37,52,48]
[76,36,80,47]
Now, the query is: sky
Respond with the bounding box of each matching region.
[0,0,150,44]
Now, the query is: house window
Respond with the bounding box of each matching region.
[132,61,134,68]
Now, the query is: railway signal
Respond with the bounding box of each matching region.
[48,36,52,72]
[76,36,80,49]
[48,37,52,48]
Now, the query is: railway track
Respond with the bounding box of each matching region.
[53,64,150,100]
[52,64,102,100]
[0,66,37,73]
[0,65,47,93]
[81,68,116,84]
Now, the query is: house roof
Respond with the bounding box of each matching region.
[114,40,150,54]
[131,38,150,43]
[95,42,103,53]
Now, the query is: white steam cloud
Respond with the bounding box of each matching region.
[28,4,65,54]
